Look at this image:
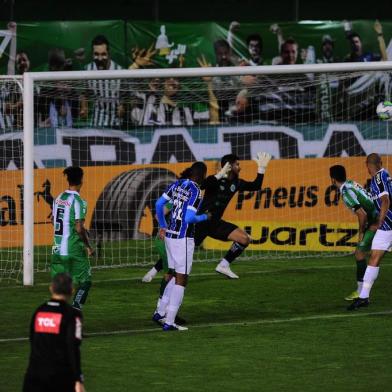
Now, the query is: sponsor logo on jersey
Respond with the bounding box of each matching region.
[56,199,71,207]
[34,312,62,334]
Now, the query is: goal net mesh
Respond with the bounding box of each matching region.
[1,68,391,281]
[0,76,24,280]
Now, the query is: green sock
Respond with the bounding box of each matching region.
[356,259,367,282]
[73,281,92,309]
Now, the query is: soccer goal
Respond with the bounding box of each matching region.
[1,62,392,285]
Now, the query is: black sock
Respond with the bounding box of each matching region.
[223,242,247,263]
[154,258,163,272]
[73,281,92,309]
[356,259,367,282]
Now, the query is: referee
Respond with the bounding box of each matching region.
[23,273,85,392]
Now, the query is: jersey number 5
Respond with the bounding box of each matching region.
[55,207,65,235]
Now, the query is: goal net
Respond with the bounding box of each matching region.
[0,76,24,280]
[1,63,392,284]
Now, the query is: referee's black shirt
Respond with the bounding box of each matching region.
[24,299,83,390]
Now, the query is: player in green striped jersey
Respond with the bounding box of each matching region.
[330,165,378,301]
[51,166,94,309]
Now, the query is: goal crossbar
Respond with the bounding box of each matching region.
[22,61,392,82]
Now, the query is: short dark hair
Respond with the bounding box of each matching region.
[63,166,84,186]
[330,165,346,182]
[191,161,207,178]
[348,32,361,41]
[246,34,263,49]
[92,34,110,49]
[221,154,239,167]
[366,153,382,166]
[48,48,66,71]
[280,38,298,53]
[214,39,230,52]
[51,273,73,296]
[180,161,207,179]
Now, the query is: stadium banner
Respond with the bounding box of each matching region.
[1,20,392,72]
[1,157,390,251]
[1,123,391,171]
[126,20,392,68]
[0,20,126,73]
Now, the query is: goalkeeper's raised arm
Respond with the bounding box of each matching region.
[238,151,272,192]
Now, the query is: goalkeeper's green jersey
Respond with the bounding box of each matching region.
[340,180,377,222]
[52,190,88,257]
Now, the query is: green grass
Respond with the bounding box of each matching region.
[1,255,392,391]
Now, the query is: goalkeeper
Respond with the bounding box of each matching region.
[142,152,271,281]
[329,165,378,301]
[196,152,271,278]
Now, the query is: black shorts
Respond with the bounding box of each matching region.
[23,372,75,392]
[195,219,238,246]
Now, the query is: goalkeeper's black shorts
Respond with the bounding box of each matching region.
[195,219,238,246]
[23,372,75,392]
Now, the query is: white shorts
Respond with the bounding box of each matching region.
[371,229,392,251]
[165,237,195,275]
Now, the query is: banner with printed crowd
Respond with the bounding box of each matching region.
[1,156,390,252]
[1,20,392,73]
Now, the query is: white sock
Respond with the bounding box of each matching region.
[156,277,175,315]
[149,267,158,276]
[357,281,363,293]
[219,259,230,268]
[165,284,185,325]
[359,266,379,299]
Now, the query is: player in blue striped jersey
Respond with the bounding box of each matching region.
[153,162,209,331]
[349,153,392,310]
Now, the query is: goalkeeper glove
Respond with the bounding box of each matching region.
[215,162,231,180]
[254,152,272,174]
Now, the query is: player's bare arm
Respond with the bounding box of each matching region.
[75,220,94,256]
[377,194,390,229]
[354,207,368,241]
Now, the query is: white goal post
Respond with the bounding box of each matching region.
[18,61,392,285]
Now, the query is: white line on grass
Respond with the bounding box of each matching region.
[1,310,392,343]
[4,263,392,289]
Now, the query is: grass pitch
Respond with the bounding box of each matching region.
[1,255,392,391]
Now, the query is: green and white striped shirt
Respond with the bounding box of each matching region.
[340,180,377,222]
[52,190,87,256]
